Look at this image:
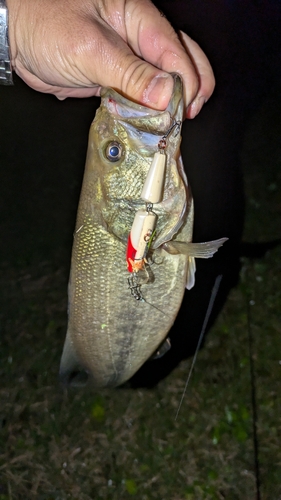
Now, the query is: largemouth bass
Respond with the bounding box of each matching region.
[60,74,227,388]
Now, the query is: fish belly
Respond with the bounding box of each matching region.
[63,213,188,388]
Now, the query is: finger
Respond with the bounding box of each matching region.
[68,17,176,109]
[15,66,102,98]
[15,15,175,105]
[124,0,200,109]
[77,0,198,110]
[179,31,215,118]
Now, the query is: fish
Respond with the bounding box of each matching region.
[59,73,228,388]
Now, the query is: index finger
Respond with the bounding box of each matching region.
[124,0,214,113]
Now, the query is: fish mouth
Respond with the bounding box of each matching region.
[102,73,187,247]
[100,73,184,133]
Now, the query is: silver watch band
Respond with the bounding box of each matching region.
[0,0,13,85]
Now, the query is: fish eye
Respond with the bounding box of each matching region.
[105,141,123,162]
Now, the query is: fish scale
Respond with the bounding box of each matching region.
[60,74,227,388]
[66,215,188,387]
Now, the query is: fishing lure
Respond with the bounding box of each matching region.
[126,121,182,300]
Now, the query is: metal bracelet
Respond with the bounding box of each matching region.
[0,0,13,85]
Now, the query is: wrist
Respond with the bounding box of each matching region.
[0,0,13,84]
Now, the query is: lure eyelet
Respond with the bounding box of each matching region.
[105,141,123,162]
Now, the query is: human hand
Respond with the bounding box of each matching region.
[7,0,215,118]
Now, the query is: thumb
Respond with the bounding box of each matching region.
[70,19,175,109]
[122,63,175,111]
[82,36,175,110]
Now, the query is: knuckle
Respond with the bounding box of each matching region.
[121,57,153,97]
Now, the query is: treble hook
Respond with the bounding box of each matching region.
[158,120,182,150]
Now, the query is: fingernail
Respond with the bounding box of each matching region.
[143,74,174,109]
[187,95,206,119]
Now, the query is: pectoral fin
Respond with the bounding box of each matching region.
[186,256,196,290]
[163,237,228,290]
[164,237,228,258]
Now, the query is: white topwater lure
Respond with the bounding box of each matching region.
[126,121,182,300]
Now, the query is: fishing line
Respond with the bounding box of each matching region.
[142,297,168,317]
[175,274,223,420]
